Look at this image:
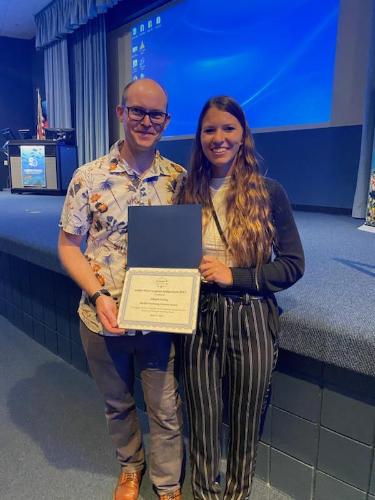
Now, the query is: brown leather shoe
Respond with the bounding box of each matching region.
[113,470,142,500]
[159,489,182,500]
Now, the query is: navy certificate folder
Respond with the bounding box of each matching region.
[127,204,202,269]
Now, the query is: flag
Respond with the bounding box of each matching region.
[36,88,47,140]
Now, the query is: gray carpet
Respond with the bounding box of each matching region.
[277,211,375,376]
[0,315,292,500]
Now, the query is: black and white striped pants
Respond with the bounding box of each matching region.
[182,293,278,500]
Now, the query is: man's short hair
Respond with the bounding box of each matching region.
[120,79,169,111]
[121,81,136,107]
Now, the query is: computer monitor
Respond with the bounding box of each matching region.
[18,129,33,140]
[45,128,76,145]
[0,128,17,146]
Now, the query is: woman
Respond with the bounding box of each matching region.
[180,96,304,500]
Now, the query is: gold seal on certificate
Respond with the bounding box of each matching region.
[117,204,202,335]
[118,268,201,334]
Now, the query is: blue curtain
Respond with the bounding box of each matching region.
[352,3,375,219]
[35,0,120,49]
[69,15,109,165]
[44,39,72,128]
[35,0,112,165]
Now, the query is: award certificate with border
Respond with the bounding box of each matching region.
[117,267,201,334]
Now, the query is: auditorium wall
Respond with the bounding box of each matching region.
[158,126,363,212]
[0,36,38,189]
[0,37,35,137]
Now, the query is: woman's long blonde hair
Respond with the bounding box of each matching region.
[181,96,275,271]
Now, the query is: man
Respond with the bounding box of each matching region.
[58,79,185,500]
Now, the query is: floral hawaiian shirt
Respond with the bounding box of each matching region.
[59,140,186,334]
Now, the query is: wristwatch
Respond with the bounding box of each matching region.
[90,288,111,305]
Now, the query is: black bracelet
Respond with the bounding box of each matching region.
[89,288,111,305]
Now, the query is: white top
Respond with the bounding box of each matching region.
[203,176,235,267]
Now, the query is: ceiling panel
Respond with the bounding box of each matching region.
[0,0,52,39]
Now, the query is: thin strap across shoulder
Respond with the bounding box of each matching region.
[208,191,229,250]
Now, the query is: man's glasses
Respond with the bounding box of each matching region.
[126,106,168,125]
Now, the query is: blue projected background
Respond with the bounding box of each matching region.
[130,0,339,137]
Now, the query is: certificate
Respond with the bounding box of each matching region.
[117,268,201,334]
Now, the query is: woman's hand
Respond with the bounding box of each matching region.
[199,255,233,286]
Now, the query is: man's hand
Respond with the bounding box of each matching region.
[58,230,126,335]
[199,255,233,286]
[95,295,126,335]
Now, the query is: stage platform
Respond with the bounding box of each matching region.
[0,190,374,500]
[0,190,373,376]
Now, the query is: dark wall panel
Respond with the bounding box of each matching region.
[158,125,362,211]
[254,125,362,210]
[107,0,171,31]
[0,37,35,190]
[0,37,34,133]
